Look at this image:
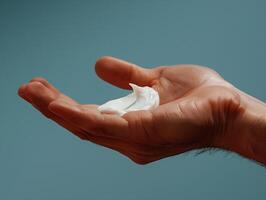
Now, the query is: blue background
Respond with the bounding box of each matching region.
[0,0,265,199]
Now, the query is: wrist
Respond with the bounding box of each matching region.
[241,93,266,164]
[222,89,266,165]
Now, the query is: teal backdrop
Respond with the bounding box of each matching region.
[0,0,266,199]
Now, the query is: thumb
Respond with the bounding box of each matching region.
[95,56,159,89]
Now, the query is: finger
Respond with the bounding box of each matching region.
[18,78,78,121]
[95,56,159,89]
[29,77,78,105]
[18,81,115,142]
[19,82,54,115]
[19,78,129,141]
[48,100,130,140]
[21,78,77,107]
[25,81,59,107]
[19,83,53,119]
[29,77,59,93]
[18,78,146,159]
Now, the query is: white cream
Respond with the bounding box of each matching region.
[98,83,159,116]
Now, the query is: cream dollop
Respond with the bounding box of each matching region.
[98,83,159,116]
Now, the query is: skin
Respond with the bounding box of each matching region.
[18,56,266,165]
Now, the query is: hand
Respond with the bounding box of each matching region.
[18,56,266,165]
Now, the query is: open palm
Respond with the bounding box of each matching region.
[18,56,244,164]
